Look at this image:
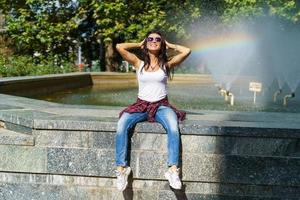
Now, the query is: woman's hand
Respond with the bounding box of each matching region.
[165,40,176,50]
[165,40,171,49]
[116,42,142,68]
[166,41,191,68]
[139,39,145,49]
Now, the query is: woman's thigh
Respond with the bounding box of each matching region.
[155,106,178,130]
[117,112,148,131]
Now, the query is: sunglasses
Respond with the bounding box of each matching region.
[147,37,162,42]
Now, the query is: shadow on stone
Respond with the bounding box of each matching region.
[165,130,188,200]
[126,127,135,166]
[122,128,134,200]
[184,110,204,115]
[170,184,188,200]
[122,171,134,200]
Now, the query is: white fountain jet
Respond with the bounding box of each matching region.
[200,23,256,108]
[273,31,300,107]
[273,89,282,102]
[218,87,234,106]
[228,91,234,106]
[283,92,295,106]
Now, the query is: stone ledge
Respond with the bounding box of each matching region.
[0,73,93,97]
[0,128,34,146]
[0,93,300,139]
[4,121,32,135]
[1,108,299,139]
[32,130,300,157]
[2,113,300,139]
[0,72,90,84]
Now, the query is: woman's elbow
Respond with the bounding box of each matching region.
[116,43,121,50]
[185,48,191,56]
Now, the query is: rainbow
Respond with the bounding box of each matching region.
[190,33,256,55]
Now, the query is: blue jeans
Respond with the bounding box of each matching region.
[115,105,180,167]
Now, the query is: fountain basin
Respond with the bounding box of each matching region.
[2,72,297,113]
[0,73,300,199]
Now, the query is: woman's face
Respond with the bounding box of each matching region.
[146,33,162,52]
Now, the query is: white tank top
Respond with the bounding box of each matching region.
[137,61,168,102]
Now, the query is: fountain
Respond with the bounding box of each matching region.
[188,19,300,108]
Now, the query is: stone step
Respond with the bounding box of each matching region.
[0,183,297,200]
[33,118,300,138]
[0,172,299,199]
[0,145,299,187]
[47,148,300,187]
[0,128,34,146]
[32,130,300,157]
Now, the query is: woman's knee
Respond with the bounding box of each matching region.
[116,113,131,134]
[116,112,146,134]
[164,115,179,133]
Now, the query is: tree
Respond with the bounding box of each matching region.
[221,0,300,23]
[3,0,201,71]
[3,0,300,72]
[0,0,27,14]
[89,0,201,71]
[4,0,79,63]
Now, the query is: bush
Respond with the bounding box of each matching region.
[0,55,77,77]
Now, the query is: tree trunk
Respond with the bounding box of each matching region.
[104,41,116,72]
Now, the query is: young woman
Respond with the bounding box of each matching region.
[115,31,191,191]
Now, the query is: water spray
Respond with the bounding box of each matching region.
[283,92,295,106]
[273,89,282,102]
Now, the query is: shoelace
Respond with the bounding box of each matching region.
[115,170,123,177]
[171,173,180,181]
[170,169,180,181]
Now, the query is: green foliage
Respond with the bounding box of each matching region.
[0,55,32,76]
[2,0,300,74]
[4,0,201,52]
[268,0,300,22]
[4,0,202,72]
[222,0,264,23]
[0,55,76,77]
[90,0,201,42]
[222,0,300,23]
[5,0,78,57]
[77,0,201,71]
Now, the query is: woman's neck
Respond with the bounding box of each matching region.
[144,53,159,71]
[149,53,159,65]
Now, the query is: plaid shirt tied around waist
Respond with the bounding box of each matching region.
[119,97,186,122]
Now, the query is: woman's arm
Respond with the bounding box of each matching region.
[166,41,191,68]
[116,41,143,69]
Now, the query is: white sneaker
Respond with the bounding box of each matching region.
[164,168,182,189]
[115,167,131,191]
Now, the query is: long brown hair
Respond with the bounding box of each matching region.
[140,31,173,79]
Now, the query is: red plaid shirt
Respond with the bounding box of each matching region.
[119,97,186,122]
